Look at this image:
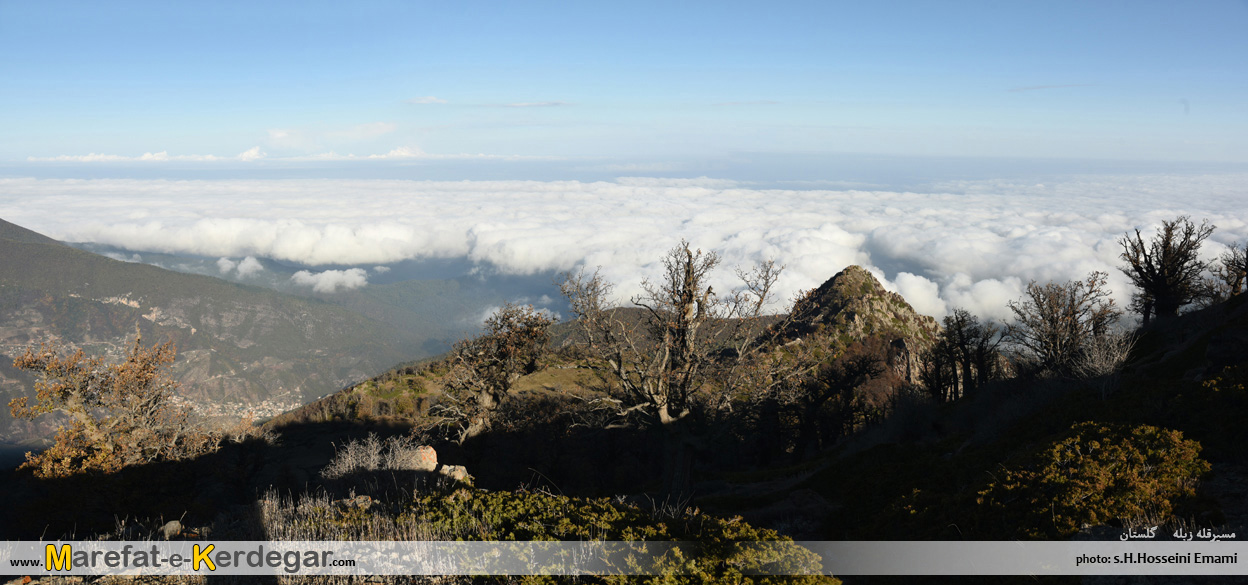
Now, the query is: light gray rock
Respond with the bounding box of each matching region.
[160,520,182,540]
[439,464,471,483]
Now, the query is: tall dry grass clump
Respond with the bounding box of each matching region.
[320,433,434,480]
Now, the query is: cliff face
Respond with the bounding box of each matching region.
[781,265,940,382]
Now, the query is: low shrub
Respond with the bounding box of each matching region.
[259,484,836,584]
[976,421,1209,538]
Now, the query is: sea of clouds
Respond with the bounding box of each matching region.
[2,174,1245,323]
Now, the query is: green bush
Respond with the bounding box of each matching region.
[976,421,1209,538]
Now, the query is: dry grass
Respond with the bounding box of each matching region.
[258,488,451,542]
[320,434,432,480]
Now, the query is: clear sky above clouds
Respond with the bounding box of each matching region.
[3,0,1247,164]
[2,1,1246,322]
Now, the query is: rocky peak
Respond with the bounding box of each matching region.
[779,265,940,381]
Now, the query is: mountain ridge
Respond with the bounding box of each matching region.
[0,217,64,247]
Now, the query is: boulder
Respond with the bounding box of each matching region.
[439,464,472,483]
[413,445,438,472]
[160,520,182,540]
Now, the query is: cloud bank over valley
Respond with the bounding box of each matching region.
[2,174,1245,322]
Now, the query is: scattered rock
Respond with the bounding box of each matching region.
[337,495,373,512]
[439,464,472,483]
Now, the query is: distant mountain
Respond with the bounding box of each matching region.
[0,218,427,447]
[67,242,564,360]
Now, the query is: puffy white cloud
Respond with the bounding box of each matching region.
[217,255,265,278]
[373,266,391,273]
[2,173,1245,320]
[236,256,265,277]
[290,268,369,293]
[473,296,563,325]
[236,147,266,162]
[891,272,947,318]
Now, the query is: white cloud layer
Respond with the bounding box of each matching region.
[290,268,369,293]
[2,174,1245,321]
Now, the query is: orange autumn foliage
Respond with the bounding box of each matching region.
[9,333,226,478]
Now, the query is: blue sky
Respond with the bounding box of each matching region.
[2,1,1247,169]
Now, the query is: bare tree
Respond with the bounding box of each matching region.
[919,337,959,403]
[921,308,1001,401]
[434,303,554,444]
[558,241,806,497]
[1005,272,1121,376]
[1072,328,1137,398]
[1119,216,1215,323]
[1214,240,1247,298]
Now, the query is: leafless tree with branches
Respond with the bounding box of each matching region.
[558,240,812,497]
[1213,240,1247,298]
[921,308,1002,402]
[1005,272,1122,377]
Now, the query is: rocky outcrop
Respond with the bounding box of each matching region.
[778,265,940,382]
